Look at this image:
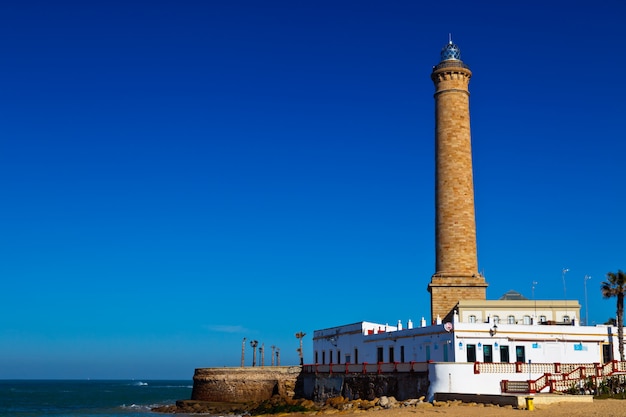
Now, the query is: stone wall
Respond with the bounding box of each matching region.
[301,372,430,403]
[191,367,428,405]
[191,366,303,403]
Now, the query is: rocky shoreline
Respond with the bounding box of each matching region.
[152,394,517,415]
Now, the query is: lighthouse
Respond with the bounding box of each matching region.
[427,40,487,323]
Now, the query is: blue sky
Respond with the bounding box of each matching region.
[1,1,625,379]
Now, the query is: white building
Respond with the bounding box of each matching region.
[312,298,624,399]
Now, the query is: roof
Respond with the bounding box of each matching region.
[499,290,528,300]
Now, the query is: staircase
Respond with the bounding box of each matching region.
[500,360,626,394]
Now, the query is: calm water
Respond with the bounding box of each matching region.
[0,380,193,417]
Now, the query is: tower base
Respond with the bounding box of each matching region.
[428,273,488,323]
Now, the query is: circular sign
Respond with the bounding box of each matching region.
[444,322,453,332]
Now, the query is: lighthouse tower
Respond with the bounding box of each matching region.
[428,40,487,323]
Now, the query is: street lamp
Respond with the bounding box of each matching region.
[562,268,569,322]
[260,343,264,367]
[532,281,538,321]
[241,337,246,367]
[250,340,259,367]
[584,275,592,326]
[295,331,306,366]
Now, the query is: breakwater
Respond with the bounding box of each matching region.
[191,366,302,403]
[190,365,429,403]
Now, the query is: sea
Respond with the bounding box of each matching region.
[0,380,193,417]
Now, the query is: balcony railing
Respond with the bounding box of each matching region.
[433,61,470,71]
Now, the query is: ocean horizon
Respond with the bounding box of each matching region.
[0,379,193,416]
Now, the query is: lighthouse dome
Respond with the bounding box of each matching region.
[440,41,462,61]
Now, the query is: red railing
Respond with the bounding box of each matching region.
[500,360,626,394]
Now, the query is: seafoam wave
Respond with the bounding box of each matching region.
[120,403,153,412]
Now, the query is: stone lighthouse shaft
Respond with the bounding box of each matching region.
[427,40,487,323]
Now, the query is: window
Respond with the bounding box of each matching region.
[400,346,405,363]
[493,315,500,324]
[322,351,326,364]
[345,354,351,364]
[515,346,525,363]
[500,345,510,363]
[389,347,395,363]
[563,315,571,323]
[523,315,531,325]
[540,315,547,323]
[443,343,449,362]
[469,315,477,323]
[426,345,431,361]
[377,347,384,363]
[467,344,476,362]
[508,315,515,324]
[329,350,333,364]
[354,348,359,364]
[337,350,341,364]
[315,351,319,364]
[483,344,493,363]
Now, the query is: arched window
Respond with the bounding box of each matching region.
[563,315,571,323]
[523,315,531,325]
[493,315,500,324]
[469,315,477,323]
[507,315,515,324]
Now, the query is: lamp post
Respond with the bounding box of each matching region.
[276,347,280,366]
[295,331,306,366]
[562,268,569,322]
[532,281,538,322]
[250,340,258,367]
[584,275,592,326]
[260,343,264,367]
[241,337,246,367]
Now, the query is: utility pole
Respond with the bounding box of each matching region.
[562,268,569,322]
[241,337,246,367]
[295,331,306,366]
[250,340,258,367]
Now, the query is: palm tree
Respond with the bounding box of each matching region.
[601,270,626,362]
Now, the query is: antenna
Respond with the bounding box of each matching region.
[448,33,452,44]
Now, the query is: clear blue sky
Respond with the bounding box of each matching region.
[1,1,625,379]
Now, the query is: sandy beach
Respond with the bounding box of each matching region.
[286,399,626,417]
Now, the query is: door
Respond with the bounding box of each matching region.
[602,344,613,363]
[467,344,476,362]
[500,346,510,363]
[483,344,493,363]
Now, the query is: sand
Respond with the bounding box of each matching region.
[288,399,626,417]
